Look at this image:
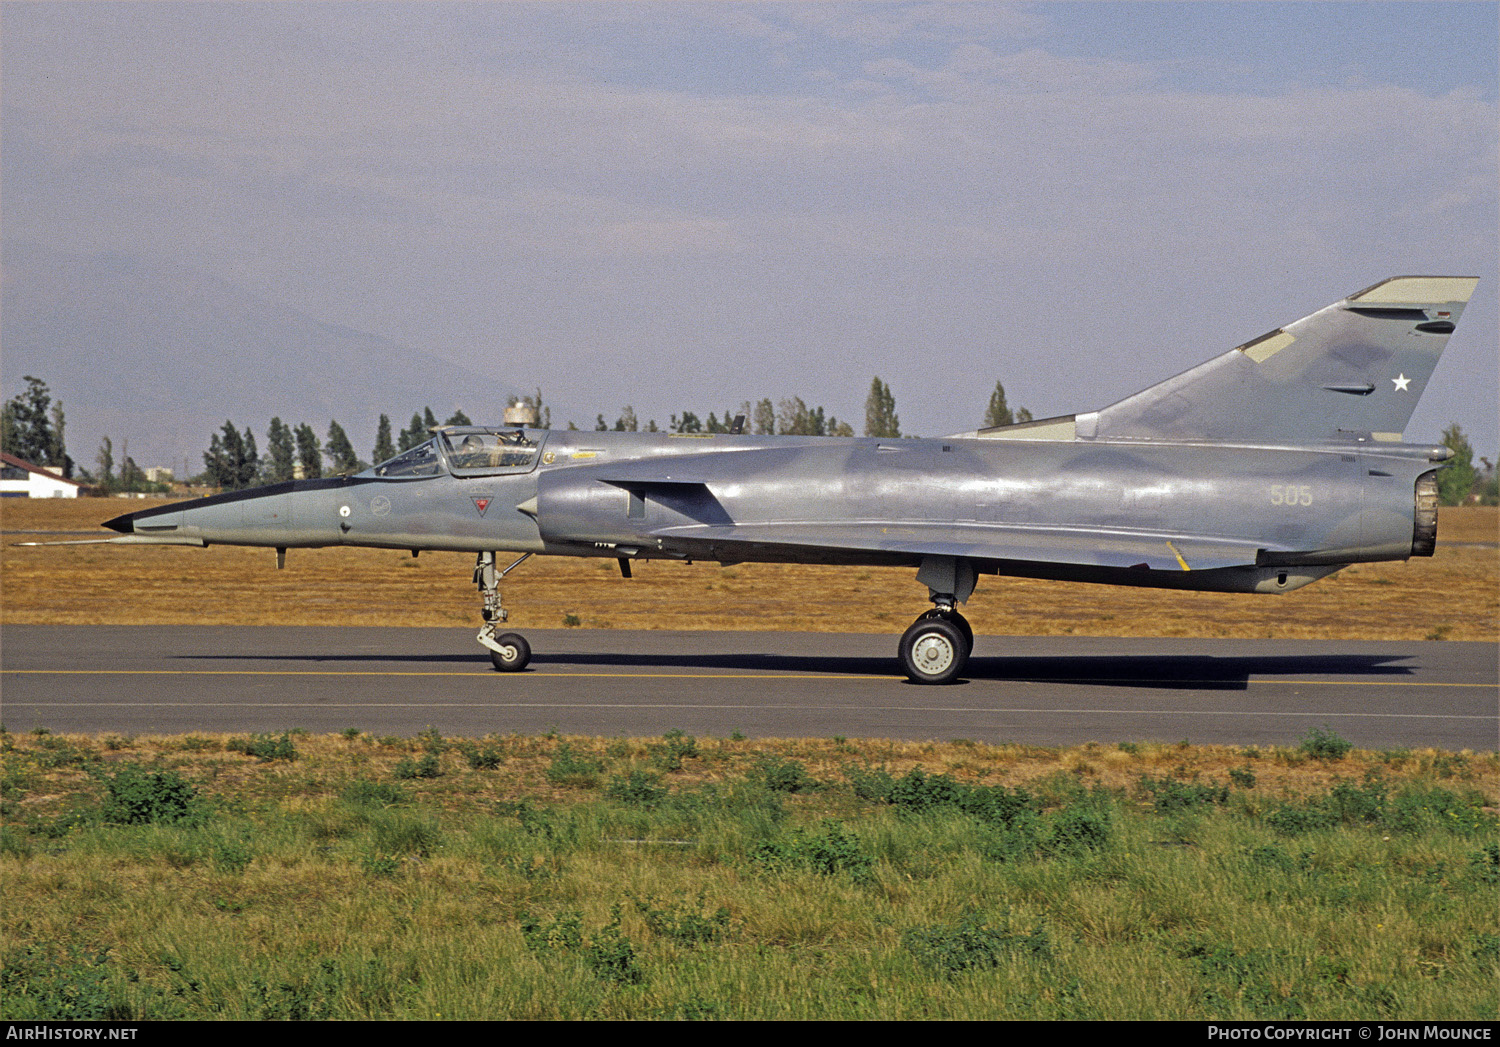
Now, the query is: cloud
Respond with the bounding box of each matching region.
[2,3,1493,449]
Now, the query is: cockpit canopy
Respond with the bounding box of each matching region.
[369,427,543,479]
[442,427,541,474]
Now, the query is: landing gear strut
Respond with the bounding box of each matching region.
[475,551,532,672]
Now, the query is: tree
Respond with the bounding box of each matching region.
[95,436,115,489]
[295,423,322,479]
[444,409,472,427]
[203,421,258,490]
[864,377,900,438]
[671,411,703,434]
[739,398,774,436]
[265,418,296,483]
[398,413,426,452]
[1436,423,1477,506]
[520,388,551,429]
[372,414,395,465]
[324,420,360,475]
[612,406,639,432]
[1,376,72,475]
[777,397,828,436]
[984,381,1014,428]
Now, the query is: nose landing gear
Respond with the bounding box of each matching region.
[475,551,533,672]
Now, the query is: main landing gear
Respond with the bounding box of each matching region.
[899,556,977,685]
[475,551,532,672]
[899,606,972,685]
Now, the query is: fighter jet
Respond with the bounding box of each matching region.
[95,275,1477,683]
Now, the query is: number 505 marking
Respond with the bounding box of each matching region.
[1270,484,1313,506]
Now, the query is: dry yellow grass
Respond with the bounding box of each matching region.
[9,730,1497,812]
[2,498,1495,641]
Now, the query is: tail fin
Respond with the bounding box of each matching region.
[1081,276,1478,444]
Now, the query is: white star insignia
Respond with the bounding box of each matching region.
[1391,374,1411,392]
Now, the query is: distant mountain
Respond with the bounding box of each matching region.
[1,241,511,473]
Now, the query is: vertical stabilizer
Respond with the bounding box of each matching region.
[1085,276,1477,443]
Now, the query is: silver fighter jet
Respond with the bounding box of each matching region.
[98,275,1478,683]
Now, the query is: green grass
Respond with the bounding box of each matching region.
[1,730,1495,1020]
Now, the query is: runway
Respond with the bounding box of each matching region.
[2,625,1495,749]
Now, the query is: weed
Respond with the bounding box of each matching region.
[903,909,1053,974]
[212,840,253,874]
[1043,806,1112,856]
[520,908,644,984]
[584,909,644,985]
[753,819,873,880]
[648,728,699,771]
[459,741,504,770]
[361,853,400,877]
[28,736,94,769]
[752,755,818,793]
[1467,843,1499,885]
[1228,766,1257,789]
[1138,774,1229,814]
[631,892,731,945]
[0,827,34,860]
[520,910,585,952]
[605,769,668,808]
[341,779,411,807]
[845,762,896,802]
[370,812,442,857]
[562,613,582,628]
[98,763,202,826]
[228,732,298,762]
[250,958,345,1020]
[1246,844,1308,873]
[1298,725,1353,761]
[0,944,132,1020]
[393,753,442,780]
[544,744,604,788]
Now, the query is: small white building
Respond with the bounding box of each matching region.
[0,452,83,498]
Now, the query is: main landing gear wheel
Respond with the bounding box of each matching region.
[487,632,531,673]
[921,607,973,651]
[899,615,970,685]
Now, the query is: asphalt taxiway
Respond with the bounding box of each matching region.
[1,625,1494,749]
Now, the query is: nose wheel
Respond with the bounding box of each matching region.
[483,629,531,672]
[899,611,971,685]
[474,551,533,672]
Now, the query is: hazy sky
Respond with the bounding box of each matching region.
[4,1,1496,449]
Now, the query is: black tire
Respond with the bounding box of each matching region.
[921,608,973,651]
[488,632,531,672]
[899,616,969,685]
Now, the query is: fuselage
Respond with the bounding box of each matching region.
[106,425,1445,597]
